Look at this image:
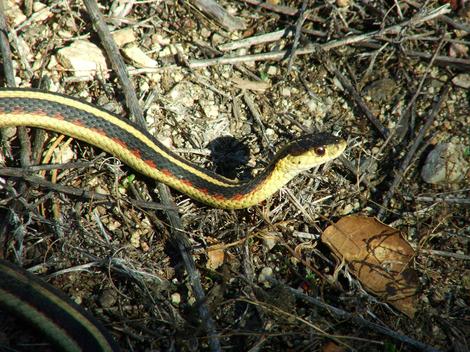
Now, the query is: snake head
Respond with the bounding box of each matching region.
[275,133,347,175]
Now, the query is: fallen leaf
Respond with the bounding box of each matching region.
[322,216,419,317]
[322,341,346,352]
[206,246,226,270]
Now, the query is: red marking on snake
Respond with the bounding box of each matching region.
[232,193,245,201]
[11,107,27,114]
[71,119,86,128]
[89,127,106,136]
[161,168,172,176]
[213,193,225,201]
[111,137,127,148]
[181,178,193,187]
[130,148,141,159]
[53,112,66,120]
[144,159,157,168]
[29,108,48,116]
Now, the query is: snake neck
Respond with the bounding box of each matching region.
[190,158,299,209]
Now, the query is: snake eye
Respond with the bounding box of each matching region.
[314,146,326,156]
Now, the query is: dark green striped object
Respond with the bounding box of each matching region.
[0,259,120,351]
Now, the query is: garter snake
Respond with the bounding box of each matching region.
[0,88,346,351]
[0,88,346,209]
[0,259,119,352]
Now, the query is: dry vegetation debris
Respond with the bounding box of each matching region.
[0,0,469,351]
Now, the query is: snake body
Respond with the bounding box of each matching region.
[0,88,346,208]
[0,259,119,352]
[0,88,346,351]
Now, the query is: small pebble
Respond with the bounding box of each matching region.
[171,292,181,306]
[56,40,108,80]
[258,267,274,287]
[452,73,470,89]
[336,0,350,7]
[99,288,117,308]
[421,143,469,184]
[112,28,136,47]
[262,233,279,250]
[122,45,158,68]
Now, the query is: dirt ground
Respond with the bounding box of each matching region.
[0,0,469,351]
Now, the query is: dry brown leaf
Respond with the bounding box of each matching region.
[322,216,419,317]
[206,247,226,270]
[322,341,346,352]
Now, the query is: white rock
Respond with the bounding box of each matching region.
[258,267,274,287]
[171,292,181,305]
[5,0,26,27]
[421,143,469,184]
[122,45,158,68]
[32,1,52,22]
[452,74,470,89]
[112,28,136,47]
[201,102,219,119]
[56,40,108,80]
[280,87,291,97]
[267,65,278,76]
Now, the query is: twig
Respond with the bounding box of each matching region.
[83,0,145,127]
[240,0,302,16]
[326,63,389,139]
[378,81,451,219]
[218,27,326,52]
[243,91,273,151]
[191,0,245,32]
[396,34,449,139]
[403,49,470,69]
[83,1,222,350]
[351,41,470,70]
[280,283,442,352]
[155,183,221,352]
[189,4,451,68]
[439,15,470,33]
[0,3,31,168]
[0,4,15,86]
[239,0,324,22]
[419,249,470,260]
[0,2,32,262]
[378,35,448,217]
[219,28,292,52]
[0,167,174,211]
[285,0,308,75]
[416,196,470,205]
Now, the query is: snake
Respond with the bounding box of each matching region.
[0,88,346,351]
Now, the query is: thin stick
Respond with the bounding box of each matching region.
[189,4,451,68]
[328,64,389,139]
[285,0,308,75]
[378,81,451,219]
[0,167,174,211]
[240,0,324,22]
[83,1,222,350]
[417,196,470,205]
[83,0,145,127]
[191,0,245,31]
[281,283,441,352]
